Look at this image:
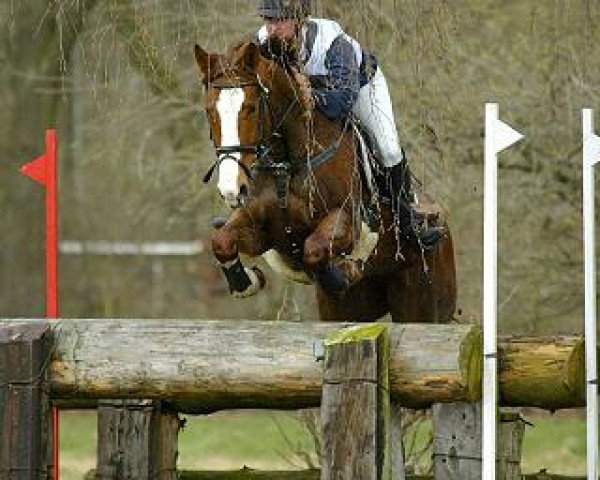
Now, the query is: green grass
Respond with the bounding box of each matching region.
[59,410,318,480]
[178,410,318,470]
[521,411,587,475]
[59,409,589,480]
[60,412,96,480]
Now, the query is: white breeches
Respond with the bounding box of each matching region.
[351,67,404,168]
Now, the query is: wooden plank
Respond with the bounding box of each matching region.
[433,405,526,480]
[432,402,482,480]
[321,324,391,480]
[497,412,525,480]
[95,400,179,480]
[46,319,480,411]
[0,321,52,479]
[390,402,406,479]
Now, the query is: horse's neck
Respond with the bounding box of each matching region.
[273,95,330,159]
[267,88,306,157]
[286,111,344,161]
[267,70,346,160]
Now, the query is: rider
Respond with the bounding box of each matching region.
[255,0,445,251]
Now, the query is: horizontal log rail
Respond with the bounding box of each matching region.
[2,319,588,412]
[48,319,481,412]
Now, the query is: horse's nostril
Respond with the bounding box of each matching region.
[239,184,249,200]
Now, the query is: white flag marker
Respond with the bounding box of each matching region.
[483,103,523,480]
[583,108,600,480]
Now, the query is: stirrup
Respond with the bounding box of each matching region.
[400,214,446,251]
[419,225,446,250]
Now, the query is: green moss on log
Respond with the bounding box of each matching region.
[459,324,483,402]
[324,323,389,345]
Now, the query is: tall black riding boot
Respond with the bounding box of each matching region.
[387,160,445,251]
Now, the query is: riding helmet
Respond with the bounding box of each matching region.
[257,0,311,19]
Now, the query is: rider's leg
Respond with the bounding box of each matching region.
[388,158,446,250]
[351,67,445,250]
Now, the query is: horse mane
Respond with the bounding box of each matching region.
[230,39,314,117]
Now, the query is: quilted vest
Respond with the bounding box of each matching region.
[257,18,364,77]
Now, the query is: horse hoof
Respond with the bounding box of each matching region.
[315,264,349,296]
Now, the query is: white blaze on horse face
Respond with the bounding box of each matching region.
[216,87,245,207]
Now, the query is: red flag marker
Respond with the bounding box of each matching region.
[19,129,59,480]
[20,153,48,185]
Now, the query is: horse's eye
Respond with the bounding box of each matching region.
[246,104,257,116]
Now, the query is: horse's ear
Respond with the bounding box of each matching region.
[194,44,208,72]
[194,44,218,83]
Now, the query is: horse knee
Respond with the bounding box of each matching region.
[303,236,328,270]
[212,229,237,263]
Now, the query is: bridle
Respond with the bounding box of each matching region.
[201,68,343,209]
[201,75,298,194]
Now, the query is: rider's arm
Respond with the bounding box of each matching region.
[312,35,360,121]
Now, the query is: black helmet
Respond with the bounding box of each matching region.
[257,0,311,19]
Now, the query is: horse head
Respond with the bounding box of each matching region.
[194,41,304,208]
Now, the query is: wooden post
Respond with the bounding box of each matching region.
[390,403,406,479]
[0,321,52,479]
[497,412,525,480]
[96,400,180,480]
[321,324,392,480]
[432,402,481,480]
[433,403,525,480]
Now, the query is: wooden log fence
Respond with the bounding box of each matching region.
[49,319,482,412]
[0,319,592,480]
[42,319,587,411]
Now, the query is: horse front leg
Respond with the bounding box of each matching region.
[303,208,357,295]
[211,206,270,298]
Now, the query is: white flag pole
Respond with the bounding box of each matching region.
[583,108,600,480]
[483,103,499,480]
[483,103,523,480]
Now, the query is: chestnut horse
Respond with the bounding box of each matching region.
[194,40,456,323]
